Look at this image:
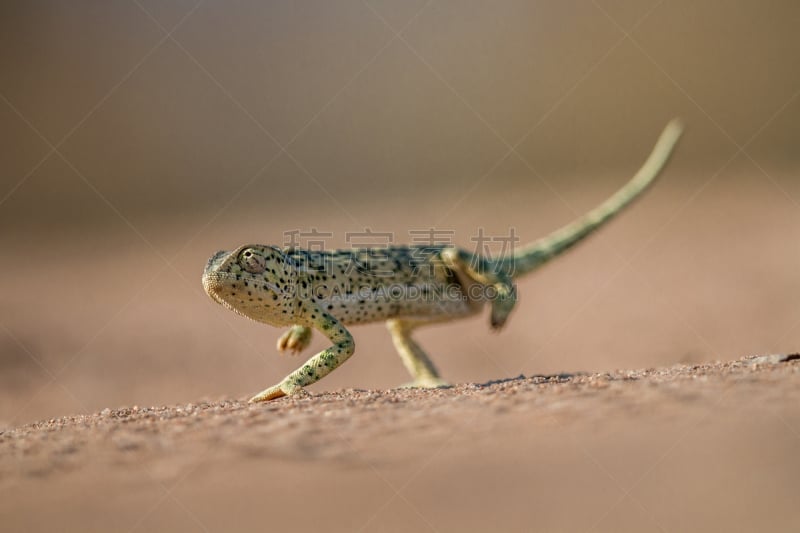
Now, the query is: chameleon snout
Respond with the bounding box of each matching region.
[201,269,227,302]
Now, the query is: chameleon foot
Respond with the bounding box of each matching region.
[400,378,451,389]
[249,381,309,403]
[249,386,286,403]
[277,325,313,355]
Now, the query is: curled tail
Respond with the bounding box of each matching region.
[500,119,684,278]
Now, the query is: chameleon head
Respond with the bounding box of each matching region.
[202,245,297,326]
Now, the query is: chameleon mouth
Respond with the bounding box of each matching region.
[202,270,265,324]
[201,271,227,305]
[202,250,233,305]
[202,270,249,317]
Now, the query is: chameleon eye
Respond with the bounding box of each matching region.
[239,249,267,274]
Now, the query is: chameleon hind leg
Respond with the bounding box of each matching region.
[386,319,450,388]
[250,309,354,402]
[440,247,517,329]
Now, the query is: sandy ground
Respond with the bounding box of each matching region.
[1,354,798,532]
[3,3,799,530]
[3,165,800,532]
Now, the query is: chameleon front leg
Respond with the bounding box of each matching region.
[386,319,449,388]
[250,310,354,402]
[277,324,313,354]
[440,247,517,329]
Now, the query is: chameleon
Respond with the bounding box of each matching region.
[202,120,683,402]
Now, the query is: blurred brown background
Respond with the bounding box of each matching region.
[0,1,799,530]
[2,0,799,424]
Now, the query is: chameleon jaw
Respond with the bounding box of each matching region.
[201,270,238,311]
[202,266,295,328]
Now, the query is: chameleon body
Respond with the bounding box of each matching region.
[202,121,683,402]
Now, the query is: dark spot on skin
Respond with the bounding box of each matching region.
[327,305,333,310]
[272,295,278,300]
